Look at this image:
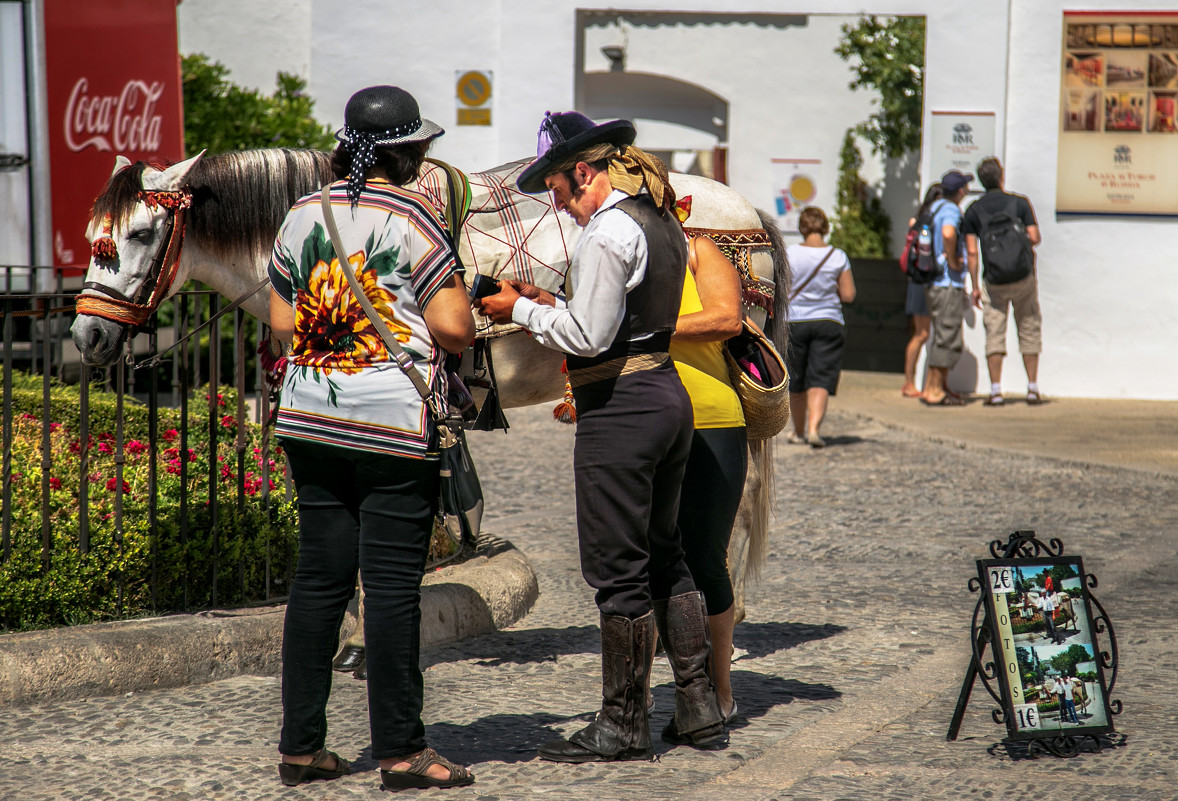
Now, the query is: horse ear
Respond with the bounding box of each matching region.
[111,155,132,178]
[159,150,206,190]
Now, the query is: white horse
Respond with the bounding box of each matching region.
[71,149,790,621]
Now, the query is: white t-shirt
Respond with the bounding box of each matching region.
[785,244,851,324]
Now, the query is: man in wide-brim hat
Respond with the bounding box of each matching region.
[479,112,725,763]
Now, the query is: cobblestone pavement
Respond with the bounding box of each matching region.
[2,405,1176,800]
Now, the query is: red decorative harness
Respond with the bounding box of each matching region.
[78,189,193,329]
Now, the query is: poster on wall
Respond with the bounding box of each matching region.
[771,158,823,234]
[1057,12,1178,216]
[44,0,185,271]
[929,112,996,193]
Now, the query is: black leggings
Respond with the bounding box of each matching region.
[279,440,438,761]
[676,426,748,615]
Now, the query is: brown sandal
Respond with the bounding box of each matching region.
[278,748,350,786]
[380,747,475,791]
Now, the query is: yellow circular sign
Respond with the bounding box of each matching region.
[457,71,492,107]
[789,175,816,204]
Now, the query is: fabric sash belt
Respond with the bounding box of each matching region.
[567,352,668,388]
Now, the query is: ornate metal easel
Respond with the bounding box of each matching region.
[946,530,1122,758]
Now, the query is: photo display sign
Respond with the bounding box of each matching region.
[977,556,1115,741]
[1057,12,1178,216]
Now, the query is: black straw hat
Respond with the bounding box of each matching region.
[516,111,636,194]
[335,85,444,147]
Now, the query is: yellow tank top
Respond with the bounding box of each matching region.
[669,265,745,429]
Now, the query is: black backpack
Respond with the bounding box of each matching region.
[976,195,1033,285]
[901,204,939,286]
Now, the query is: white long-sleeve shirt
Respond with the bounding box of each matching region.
[511,190,650,356]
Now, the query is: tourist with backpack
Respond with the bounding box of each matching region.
[920,170,977,406]
[963,157,1043,406]
[899,183,943,399]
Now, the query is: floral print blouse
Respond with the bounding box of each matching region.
[268,179,461,459]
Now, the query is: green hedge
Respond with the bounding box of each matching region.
[2,372,297,629]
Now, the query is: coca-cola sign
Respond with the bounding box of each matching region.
[45,0,184,271]
[64,78,166,154]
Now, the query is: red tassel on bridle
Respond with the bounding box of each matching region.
[91,214,118,261]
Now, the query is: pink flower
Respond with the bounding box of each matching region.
[97,442,113,455]
[20,412,36,421]
[105,477,131,494]
[165,462,181,475]
[49,422,62,432]
[125,440,147,455]
[49,477,63,490]
[162,429,178,442]
[220,414,236,428]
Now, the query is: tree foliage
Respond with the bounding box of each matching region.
[828,130,891,258]
[835,15,926,159]
[181,53,335,155]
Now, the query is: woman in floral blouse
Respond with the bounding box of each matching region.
[268,86,475,792]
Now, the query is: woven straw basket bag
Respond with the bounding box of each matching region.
[723,320,790,441]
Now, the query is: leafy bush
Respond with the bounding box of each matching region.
[181,53,335,155]
[2,372,460,630]
[835,15,926,159]
[2,373,296,630]
[829,130,892,258]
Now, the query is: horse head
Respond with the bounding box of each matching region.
[72,152,204,366]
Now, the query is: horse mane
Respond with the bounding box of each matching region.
[89,162,151,233]
[88,148,333,261]
[184,149,334,262]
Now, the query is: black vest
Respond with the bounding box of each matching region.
[566,194,686,370]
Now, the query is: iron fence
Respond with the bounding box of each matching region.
[1,267,294,627]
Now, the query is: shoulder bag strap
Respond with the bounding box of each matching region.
[424,157,471,251]
[788,246,836,303]
[319,185,436,410]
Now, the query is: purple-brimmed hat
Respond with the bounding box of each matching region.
[516,111,636,194]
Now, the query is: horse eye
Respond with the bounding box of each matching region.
[129,229,154,243]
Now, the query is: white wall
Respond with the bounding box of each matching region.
[174,0,1177,399]
[177,0,312,93]
[1005,0,1178,400]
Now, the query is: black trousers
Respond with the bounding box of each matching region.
[677,426,748,616]
[279,439,438,761]
[571,362,697,618]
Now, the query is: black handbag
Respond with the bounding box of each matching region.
[319,186,483,547]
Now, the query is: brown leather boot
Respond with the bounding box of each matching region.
[653,591,725,747]
[538,612,656,763]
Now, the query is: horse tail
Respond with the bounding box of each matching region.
[755,207,790,358]
[742,435,775,583]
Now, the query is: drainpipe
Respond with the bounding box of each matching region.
[26,0,54,290]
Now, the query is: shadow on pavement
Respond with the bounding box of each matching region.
[734,621,847,660]
[423,625,600,669]
[725,672,842,726]
[352,713,576,767]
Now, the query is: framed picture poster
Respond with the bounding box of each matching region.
[977,556,1116,741]
[1057,11,1178,216]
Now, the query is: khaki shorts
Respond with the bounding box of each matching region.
[925,285,965,369]
[982,273,1042,357]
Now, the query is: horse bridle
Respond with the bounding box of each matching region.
[76,189,192,331]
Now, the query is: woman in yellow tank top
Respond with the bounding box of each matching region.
[668,236,747,725]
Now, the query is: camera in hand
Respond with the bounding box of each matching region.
[469,274,501,299]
